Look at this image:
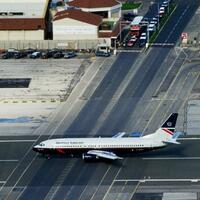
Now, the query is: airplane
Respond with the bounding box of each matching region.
[33,113,181,161]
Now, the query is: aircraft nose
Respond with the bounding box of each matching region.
[32,145,39,152]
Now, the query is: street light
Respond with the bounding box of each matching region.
[157,2,160,29]
[146,21,149,48]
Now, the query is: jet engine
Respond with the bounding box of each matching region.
[82,153,99,161]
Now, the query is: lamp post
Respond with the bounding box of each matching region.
[157,2,160,29]
[146,21,149,48]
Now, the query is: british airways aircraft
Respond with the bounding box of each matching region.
[33,113,180,161]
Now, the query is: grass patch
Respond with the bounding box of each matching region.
[149,3,177,45]
[99,21,115,30]
[122,2,142,10]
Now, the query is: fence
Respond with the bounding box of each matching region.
[0,39,109,50]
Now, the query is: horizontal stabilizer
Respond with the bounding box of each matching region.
[164,131,182,145]
[164,139,180,145]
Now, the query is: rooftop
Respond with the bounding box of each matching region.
[67,0,120,9]
[0,0,49,18]
[54,9,102,26]
[0,18,45,30]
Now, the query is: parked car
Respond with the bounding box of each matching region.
[14,51,27,59]
[139,32,147,47]
[64,51,76,59]
[53,51,64,59]
[159,7,165,17]
[29,51,41,59]
[41,51,53,59]
[95,51,110,57]
[1,51,18,59]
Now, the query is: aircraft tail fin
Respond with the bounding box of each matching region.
[143,113,180,144]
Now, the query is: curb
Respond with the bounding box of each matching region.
[0,99,60,104]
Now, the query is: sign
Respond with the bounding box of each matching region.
[181,32,188,39]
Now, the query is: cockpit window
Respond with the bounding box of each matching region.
[39,143,45,146]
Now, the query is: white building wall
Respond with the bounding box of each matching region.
[0,30,44,40]
[24,30,44,40]
[53,18,99,40]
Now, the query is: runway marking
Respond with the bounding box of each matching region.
[179,137,200,140]
[0,160,18,162]
[0,181,6,184]
[142,157,200,160]
[0,140,37,143]
[115,179,200,182]
[89,166,112,200]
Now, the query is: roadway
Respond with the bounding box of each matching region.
[1,0,200,199]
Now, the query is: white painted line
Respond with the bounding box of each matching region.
[0,181,6,184]
[179,137,200,140]
[142,157,200,160]
[114,179,200,182]
[0,160,18,162]
[0,140,37,143]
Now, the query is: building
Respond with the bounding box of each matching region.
[0,0,50,41]
[53,9,102,40]
[67,0,121,19]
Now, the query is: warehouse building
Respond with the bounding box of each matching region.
[0,0,50,41]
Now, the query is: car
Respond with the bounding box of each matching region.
[159,7,165,17]
[53,52,64,58]
[64,51,76,59]
[139,33,147,47]
[95,51,110,57]
[150,20,157,26]
[140,32,147,38]
[29,51,41,59]
[24,48,35,57]
[41,50,55,59]
[148,23,156,31]
[14,51,27,59]
[162,2,168,8]
[127,37,137,47]
[1,51,18,59]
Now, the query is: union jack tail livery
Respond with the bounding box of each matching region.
[143,113,180,144]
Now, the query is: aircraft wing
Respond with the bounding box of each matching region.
[87,150,123,160]
[112,132,126,138]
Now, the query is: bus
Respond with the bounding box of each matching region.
[129,16,143,37]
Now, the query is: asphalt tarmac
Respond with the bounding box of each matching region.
[1,0,200,199]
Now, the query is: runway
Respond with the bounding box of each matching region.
[1,0,200,199]
[1,138,200,199]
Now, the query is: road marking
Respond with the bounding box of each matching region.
[0,181,6,184]
[142,157,200,160]
[89,166,113,200]
[165,5,190,43]
[0,140,37,143]
[179,137,200,140]
[117,49,142,53]
[114,179,200,182]
[0,160,18,162]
